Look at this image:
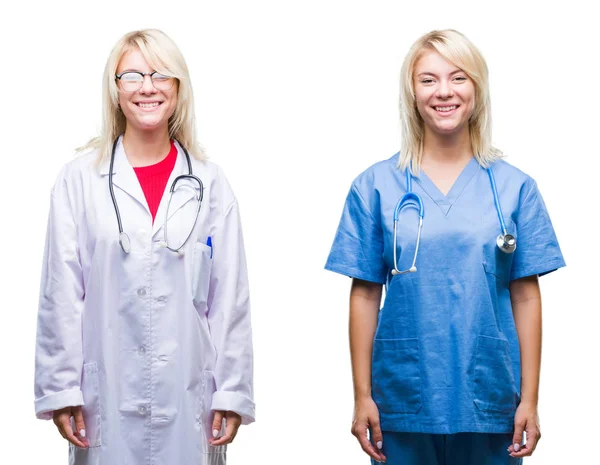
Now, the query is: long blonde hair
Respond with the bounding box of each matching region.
[399,29,502,174]
[78,29,204,165]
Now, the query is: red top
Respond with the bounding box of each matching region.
[133,140,178,223]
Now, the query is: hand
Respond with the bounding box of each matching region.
[508,401,541,458]
[53,406,89,448]
[209,411,242,446]
[351,396,386,463]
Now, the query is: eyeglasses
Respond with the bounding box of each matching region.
[115,71,175,92]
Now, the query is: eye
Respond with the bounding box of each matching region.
[120,72,143,82]
[152,72,171,82]
[420,78,434,84]
[454,76,468,82]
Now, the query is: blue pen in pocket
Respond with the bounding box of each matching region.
[206,236,212,259]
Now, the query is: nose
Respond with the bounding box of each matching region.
[139,75,158,94]
[436,79,454,99]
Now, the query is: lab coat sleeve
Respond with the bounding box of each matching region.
[510,178,566,281]
[34,169,85,420]
[324,183,387,284]
[207,197,255,425]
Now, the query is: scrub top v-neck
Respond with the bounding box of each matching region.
[325,153,565,434]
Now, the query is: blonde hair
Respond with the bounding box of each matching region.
[398,29,502,174]
[78,29,204,165]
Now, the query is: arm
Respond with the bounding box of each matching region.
[35,173,85,419]
[206,198,255,438]
[34,170,88,447]
[349,278,386,463]
[508,275,542,458]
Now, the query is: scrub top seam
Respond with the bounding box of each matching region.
[324,263,386,285]
[511,258,566,281]
[351,183,380,227]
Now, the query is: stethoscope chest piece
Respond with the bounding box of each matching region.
[496,233,516,254]
[119,232,131,254]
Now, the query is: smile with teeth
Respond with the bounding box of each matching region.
[136,102,161,108]
[434,105,458,112]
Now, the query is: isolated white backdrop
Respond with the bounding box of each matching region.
[0,1,596,464]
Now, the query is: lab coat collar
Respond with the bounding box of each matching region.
[98,136,200,236]
[151,140,201,238]
[98,135,149,216]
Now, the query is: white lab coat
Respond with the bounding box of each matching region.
[34,137,255,465]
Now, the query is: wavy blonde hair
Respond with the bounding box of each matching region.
[399,29,502,174]
[78,29,204,165]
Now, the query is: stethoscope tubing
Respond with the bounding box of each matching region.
[109,137,203,254]
[392,163,514,275]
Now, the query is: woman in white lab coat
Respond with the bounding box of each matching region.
[34,29,254,465]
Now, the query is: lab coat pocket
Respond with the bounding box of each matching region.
[473,336,518,413]
[201,370,227,460]
[372,338,422,414]
[192,242,213,308]
[79,361,102,447]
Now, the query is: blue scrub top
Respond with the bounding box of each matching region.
[325,154,565,434]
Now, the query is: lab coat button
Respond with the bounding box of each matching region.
[138,405,148,415]
[139,346,146,355]
[137,288,146,297]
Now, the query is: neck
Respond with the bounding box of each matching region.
[421,125,472,166]
[122,127,171,167]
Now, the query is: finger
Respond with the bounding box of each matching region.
[211,411,224,440]
[371,418,384,453]
[72,407,89,447]
[225,412,242,442]
[212,415,238,445]
[60,415,87,448]
[511,421,525,453]
[354,423,386,462]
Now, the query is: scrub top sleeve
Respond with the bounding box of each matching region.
[510,179,566,281]
[325,184,387,285]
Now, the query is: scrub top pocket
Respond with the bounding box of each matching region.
[472,336,518,413]
[372,338,422,414]
[192,241,212,307]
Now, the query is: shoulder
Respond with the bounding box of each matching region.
[52,149,99,193]
[488,159,537,195]
[352,153,400,193]
[190,158,237,214]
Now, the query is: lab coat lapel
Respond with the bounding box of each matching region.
[99,137,150,216]
[151,145,198,238]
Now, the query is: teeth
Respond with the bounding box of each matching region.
[435,105,457,111]
[138,102,159,108]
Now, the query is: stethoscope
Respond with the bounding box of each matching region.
[109,137,204,254]
[392,165,516,275]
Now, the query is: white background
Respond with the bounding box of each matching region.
[0,1,597,464]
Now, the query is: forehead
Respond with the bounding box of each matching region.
[116,48,153,73]
[414,50,461,75]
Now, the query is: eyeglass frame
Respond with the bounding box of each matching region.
[115,71,176,92]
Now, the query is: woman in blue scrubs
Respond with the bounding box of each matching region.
[325,29,565,464]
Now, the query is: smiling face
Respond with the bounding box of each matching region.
[413,50,475,138]
[116,48,178,134]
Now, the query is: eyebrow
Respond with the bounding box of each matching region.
[118,69,153,74]
[417,69,464,78]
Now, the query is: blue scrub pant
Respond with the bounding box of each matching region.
[372,432,522,465]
